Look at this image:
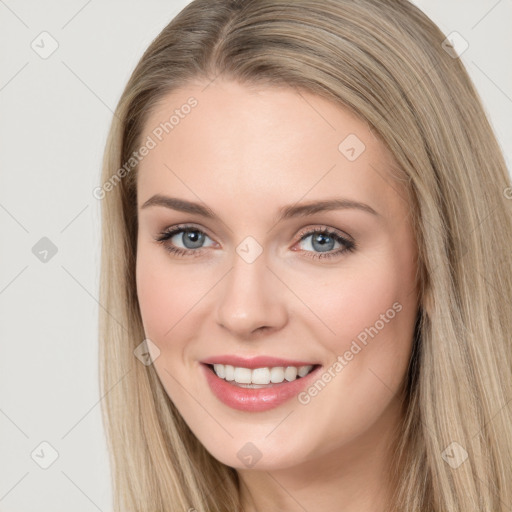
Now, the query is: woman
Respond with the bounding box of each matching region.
[98,1,512,510]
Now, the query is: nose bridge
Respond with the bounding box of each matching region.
[215,243,287,336]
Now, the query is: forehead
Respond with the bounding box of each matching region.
[136,79,408,220]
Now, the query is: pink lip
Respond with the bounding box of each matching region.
[201,354,318,369]
[200,362,322,412]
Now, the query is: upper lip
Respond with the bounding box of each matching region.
[201,355,319,369]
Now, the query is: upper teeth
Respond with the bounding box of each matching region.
[212,364,314,384]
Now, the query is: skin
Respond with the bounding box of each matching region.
[135,78,420,512]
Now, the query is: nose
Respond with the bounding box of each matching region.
[215,250,288,339]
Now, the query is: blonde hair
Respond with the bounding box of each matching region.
[98,1,512,510]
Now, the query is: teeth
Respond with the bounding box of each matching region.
[252,367,270,384]
[211,364,314,384]
[297,365,311,377]
[234,367,252,384]
[270,366,285,383]
[224,364,235,381]
[213,364,225,379]
[284,366,298,381]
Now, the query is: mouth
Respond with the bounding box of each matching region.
[200,362,323,412]
[203,363,320,388]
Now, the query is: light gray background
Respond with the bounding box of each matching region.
[0,1,511,510]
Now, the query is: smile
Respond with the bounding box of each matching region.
[210,363,315,385]
[200,362,322,412]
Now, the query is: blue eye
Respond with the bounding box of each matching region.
[155,224,356,260]
[295,227,356,260]
[155,225,216,257]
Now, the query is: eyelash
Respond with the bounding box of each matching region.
[154,224,357,261]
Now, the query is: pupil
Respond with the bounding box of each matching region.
[313,233,334,252]
[184,230,204,249]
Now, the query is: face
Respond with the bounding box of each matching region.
[135,78,419,472]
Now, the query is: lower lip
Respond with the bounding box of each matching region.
[200,363,322,412]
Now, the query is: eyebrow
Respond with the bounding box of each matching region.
[140,194,380,220]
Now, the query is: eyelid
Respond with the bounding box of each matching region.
[160,222,215,240]
[295,224,354,243]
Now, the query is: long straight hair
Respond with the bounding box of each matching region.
[98,1,512,510]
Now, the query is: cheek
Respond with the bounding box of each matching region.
[295,249,417,386]
[301,266,404,346]
[136,260,171,340]
[135,246,197,341]
[286,260,417,449]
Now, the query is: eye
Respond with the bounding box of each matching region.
[154,224,216,257]
[293,227,356,260]
[154,224,356,260]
